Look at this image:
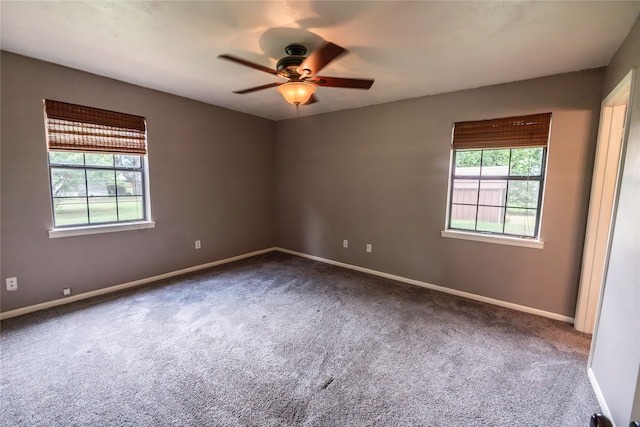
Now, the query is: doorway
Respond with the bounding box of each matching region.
[574,70,632,334]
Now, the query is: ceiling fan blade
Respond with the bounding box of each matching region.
[233,82,282,94]
[311,76,374,89]
[304,94,319,105]
[218,54,279,75]
[298,42,347,76]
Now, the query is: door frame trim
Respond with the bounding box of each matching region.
[575,69,634,333]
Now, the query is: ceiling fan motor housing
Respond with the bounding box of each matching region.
[276,44,308,74]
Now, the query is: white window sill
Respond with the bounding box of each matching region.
[48,221,155,239]
[441,229,544,249]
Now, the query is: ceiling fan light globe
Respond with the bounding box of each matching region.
[277,82,316,105]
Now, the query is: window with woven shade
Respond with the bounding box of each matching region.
[44,100,153,234]
[446,113,551,241]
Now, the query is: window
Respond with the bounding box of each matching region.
[44,100,152,233]
[445,113,551,240]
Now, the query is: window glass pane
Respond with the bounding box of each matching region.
[450,204,477,230]
[50,168,86,197]
[53,197,88,226]
[115,155,141,169]
[89,197,118,223]
[505,208,537,237]
[510,148,543,176]
[478,180,507,207]
[117,172,143,196]
[85,153,114,167]
[452,179,479,204]
[476,206,505,233]
[86,169,116,197]
[49,152,84,165]
[454,150,481,176]
[115,182,130,195]
[118,196,144,221]
[481,149,509,176]
[507,181,540,208]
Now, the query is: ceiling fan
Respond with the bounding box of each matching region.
[218,41,374,106]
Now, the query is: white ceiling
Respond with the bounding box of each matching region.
[1,1,639,121]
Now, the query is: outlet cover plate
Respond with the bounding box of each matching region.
[6,277,17,291]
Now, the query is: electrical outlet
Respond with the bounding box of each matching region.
[343,240,348,248]
[195,240,201,249]
[63,288,71,296]
[6,277,17,291]
[366,244,372,253]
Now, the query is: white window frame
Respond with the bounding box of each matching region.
[48,155,154,238]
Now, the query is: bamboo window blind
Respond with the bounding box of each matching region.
[44,100,147,155]
[452,113,551,150]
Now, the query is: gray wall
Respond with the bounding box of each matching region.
[0,52,276,312]
[275,69,604,318]
[0,51,608,321]
[590,16,640,427]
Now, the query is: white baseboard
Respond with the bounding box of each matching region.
[0,247,277,320]
[1,245,574,324]
[275,247,575,323]
[588,367,614,424]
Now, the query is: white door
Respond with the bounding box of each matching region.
[587,69,640,426]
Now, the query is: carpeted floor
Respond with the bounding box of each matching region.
[1,251,599,426]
